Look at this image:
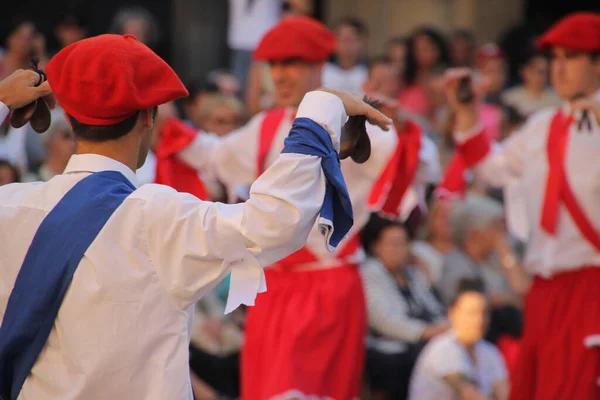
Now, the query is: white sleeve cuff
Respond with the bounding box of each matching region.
[296,91,347,152]
[0,102,10,125]
[454,122,483,144]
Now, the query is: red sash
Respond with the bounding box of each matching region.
[540,111,600,251]
[155,117,209,200]
[368,119,421,216]
[256,109,360,268]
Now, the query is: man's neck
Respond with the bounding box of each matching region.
[337,57,357,70]
[76,140,138,172]
[524,84,545,99]
[430,237,455,254]
[464,242,487,264]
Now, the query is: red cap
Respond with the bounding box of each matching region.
[537,12,600,52]
[254,16,336,62]
[46,34,188,126]
[476,43,506,67]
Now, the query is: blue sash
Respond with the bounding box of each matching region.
[0,171,135,400]
[281,117,354,248]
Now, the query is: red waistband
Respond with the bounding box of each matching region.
[270,261,359,272]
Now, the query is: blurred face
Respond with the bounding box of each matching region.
[373,225,410,272]
[425,72,447,110]
[521,56,549,92]
[550,47,600,100]
[0,164,18,185]
[185,92,212,128]
[56,25,85,48]
[368,62,400,98]
[123,19,148,44]
[451,37,473,67]
[387,42,407,73]
[203,105,240,137]
[270,59,323,108]
[336,24,362,63]
[480,58,506,94]
[414,34,440,70]
[428,201,452,241]
[450,292,488,345]
[47,125,76,165]
[7,22,35,58]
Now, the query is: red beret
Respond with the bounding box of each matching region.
[476,43,506,67]
[254,16,336,63]
[537,12,600,52]
[46,34,188,126]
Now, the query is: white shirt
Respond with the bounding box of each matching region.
[456,90,600,277]
[0,92,344,400]
[227,0,281,51]
[321,62,368,95]
[409,332,507,400]
[0,123,28,177]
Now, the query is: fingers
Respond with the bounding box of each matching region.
[35,81,52,97]
[364,105,393,131]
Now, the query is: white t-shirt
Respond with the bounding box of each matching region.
[321,62,368,95]
[227,0,281,51]
[409,332,507,400]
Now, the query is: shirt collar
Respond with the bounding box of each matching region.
[562,88,600,115]
[64,154,140,188]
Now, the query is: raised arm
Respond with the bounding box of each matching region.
[144,90,391,311]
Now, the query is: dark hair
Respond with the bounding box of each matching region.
[521,48,546,68]
[67,107,157,142]
[386,36,407,48]
[361,213,408,255]
[449,278,486,307]
[0,159,20,184]
[451,29,475,44]
[404,26,451,86]
[502,105,526,127]
[184,79,219,106]
[336,17,368,37]
[56,13,87,29]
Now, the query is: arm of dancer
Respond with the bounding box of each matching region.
[143,90,390,312]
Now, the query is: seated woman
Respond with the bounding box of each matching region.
[360,214,449,400]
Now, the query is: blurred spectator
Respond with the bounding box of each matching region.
[0,119,29,178]
[476,43,508,106]
[0,159,20,185]
[449,29,476,68]
[227,0,282,92]
[207,69,242,97]
[54,13,87,50]
[198,94,244,136]
[361,214,448,400]
[0,18,45,79]
[26,109,76,182]
[385,36,408,77]
[183,79,220,128]
[412,199,456,285]
[409,279,509,400]
[501,50,561,117]
[322,17,368,94]
[401,27,451,116]
[110,6,160,48]
[362,56,400,100]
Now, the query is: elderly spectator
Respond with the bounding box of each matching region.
[110,6,160,48]
[32,109,76,181]
[501,49,561,117]
[0,18,46,79]
[0,159,19,185]
[412,199,456,285]
[54,13,87,50]
[409,279,509,400]
[183,79,220,129]
[361,214,448,400]
[441,193,529,344]
[322,17,368,94]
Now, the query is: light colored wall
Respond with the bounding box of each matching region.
[325,0,523,55]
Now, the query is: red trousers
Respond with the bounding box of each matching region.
[241,265,366,400]
[510,267,600,400]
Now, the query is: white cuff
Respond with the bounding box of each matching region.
[296,91,347,152]
[454,122,483,144]
[224,252,267,314]
[0,102,10,125]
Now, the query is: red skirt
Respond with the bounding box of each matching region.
[510,267,600,400]
[241,264,366,400]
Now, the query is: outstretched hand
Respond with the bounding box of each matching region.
[317,88,392,131]
[0,69,54,110]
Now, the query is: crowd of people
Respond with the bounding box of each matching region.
[1,2,599,400]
